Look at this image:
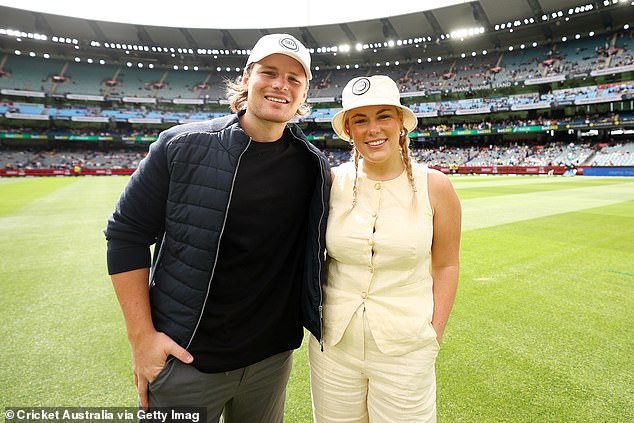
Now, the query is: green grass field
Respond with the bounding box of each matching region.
[1,175,633,422]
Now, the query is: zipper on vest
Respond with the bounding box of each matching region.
[148,232,166,289]
[297,131,328,347]
[316,159,326,348]
[319,305,324,351]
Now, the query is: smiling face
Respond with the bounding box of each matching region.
[241,54,308,130]
[346,104,405,173]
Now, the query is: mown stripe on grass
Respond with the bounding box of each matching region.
[460,180,634,231]
[446,199,634,421]
[451,175,629,188]
[0,177,79,216]
[453,176,631,200]
[0,176,134,407]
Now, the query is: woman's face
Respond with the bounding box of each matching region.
[346,104,403,167]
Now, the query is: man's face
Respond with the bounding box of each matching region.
[242,54,309,124]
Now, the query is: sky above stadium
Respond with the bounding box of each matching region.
[0,0,470,28]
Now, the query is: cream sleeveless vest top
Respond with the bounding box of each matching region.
[324,161,436,356]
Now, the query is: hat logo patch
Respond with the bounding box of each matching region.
[351,78,371,96]
[279,37,299,52]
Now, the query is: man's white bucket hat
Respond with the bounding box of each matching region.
[332,75,418,141]
[246,33,312,80]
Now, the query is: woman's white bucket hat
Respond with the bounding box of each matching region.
[332,75,418,141]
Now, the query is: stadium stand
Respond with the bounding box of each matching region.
[590,142,634,165]
[63,61,120,96]
[1,2,634,177]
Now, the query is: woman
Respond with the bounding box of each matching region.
[309,75,461,422]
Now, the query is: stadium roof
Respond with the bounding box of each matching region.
[0,0,633,71]
[0,0,475,29]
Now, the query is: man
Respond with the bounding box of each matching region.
[104,33,329,423]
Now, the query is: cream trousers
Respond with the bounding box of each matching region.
[309,307,440,423]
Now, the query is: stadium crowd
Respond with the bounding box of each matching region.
[2,140,633,171]
[2,29,634,175]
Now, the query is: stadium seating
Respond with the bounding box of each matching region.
[2,29,634,176]
[591,142,634,165]
[5,142,632,171]
[1,31,632,102]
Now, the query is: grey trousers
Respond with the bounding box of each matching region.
[148,350,293,423]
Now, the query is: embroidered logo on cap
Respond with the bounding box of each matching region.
[351,78,371,96]
[279,37,299,52]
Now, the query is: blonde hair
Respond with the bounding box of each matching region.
[347,107,417,209]
[225,63,311,116]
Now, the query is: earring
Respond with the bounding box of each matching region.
[400,129,406,137]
